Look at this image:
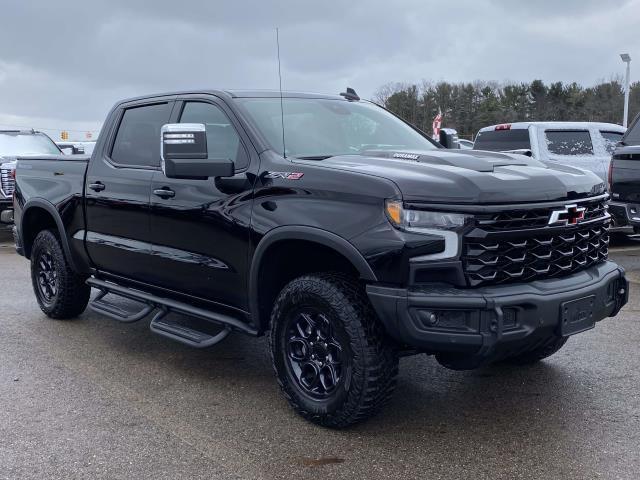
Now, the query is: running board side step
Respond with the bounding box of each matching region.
[89,290,155,323]
[86,278,258,340]
[150,310,231,348]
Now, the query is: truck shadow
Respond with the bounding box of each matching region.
[59,297,606,478]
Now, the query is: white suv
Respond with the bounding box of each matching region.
[473,122,626,181]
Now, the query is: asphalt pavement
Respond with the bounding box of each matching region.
[1,228,639,480]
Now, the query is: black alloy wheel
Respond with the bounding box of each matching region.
[285,308,346,399]
[269,273,399,428]
[35,249,58,306]
[30,229,90,319]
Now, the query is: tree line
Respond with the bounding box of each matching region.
[373,79,640,139]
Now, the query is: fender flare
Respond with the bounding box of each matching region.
[21,198,77,270]
[248,226,377,327]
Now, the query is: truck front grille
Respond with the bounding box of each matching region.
[462,199,610,287]
[478,197,608,231]
[0,168,14,198]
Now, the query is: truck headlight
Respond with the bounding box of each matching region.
[385,200,471,232]
[385,200,472,261]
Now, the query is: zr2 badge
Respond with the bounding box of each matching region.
[265,172,304,180]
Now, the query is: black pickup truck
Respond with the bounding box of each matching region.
[13,89,628,427]
[609,114,640,232]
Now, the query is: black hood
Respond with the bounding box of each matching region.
[296,149,606,204]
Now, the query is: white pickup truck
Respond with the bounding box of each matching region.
[1,130,63,226]
[0,159,16,225]
[473,122,626,182]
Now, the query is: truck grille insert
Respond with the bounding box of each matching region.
[0,168,14,198]
[478,198,608,231]
[463,200,610,287]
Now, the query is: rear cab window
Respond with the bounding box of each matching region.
[544,130,593,156]
[110,102,173,168]
[472,128,531,152]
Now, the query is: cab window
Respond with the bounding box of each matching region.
[111,103,172,167]
[179,102,248,170]
[600,131,624,154]
[545,130,593,156]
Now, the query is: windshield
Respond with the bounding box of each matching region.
[235,98,438,158]
[0,132,61,156]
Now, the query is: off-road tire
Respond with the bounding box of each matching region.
[30,229,90,319]
[505,335,568,365]
[269,273,398,428]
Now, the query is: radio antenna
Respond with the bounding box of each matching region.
[276,27,286,158]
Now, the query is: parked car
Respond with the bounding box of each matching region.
[1,130,62,226]
[13,90,627,428]
[473,122,626,181]
[609,114,640,232]
[458,138,474,149]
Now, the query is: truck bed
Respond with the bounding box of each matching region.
[16,154,90,205]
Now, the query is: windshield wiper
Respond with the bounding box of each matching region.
[295,155,334,160]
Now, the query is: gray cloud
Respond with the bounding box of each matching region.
[0,0,637,139]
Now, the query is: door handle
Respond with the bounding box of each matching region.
[153,188,175,199]
[89,182,105,192]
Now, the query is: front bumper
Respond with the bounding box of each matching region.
[0,200,13,227]
[367,261,627,366]
[609,201,640,229]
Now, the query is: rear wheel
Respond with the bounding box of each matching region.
[30,229,90,319]
[269,273,398,428]
[504,335,568,365]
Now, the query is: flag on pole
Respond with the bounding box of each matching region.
[432,109,442,139]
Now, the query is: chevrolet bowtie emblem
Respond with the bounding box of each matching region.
[548,204,586,226]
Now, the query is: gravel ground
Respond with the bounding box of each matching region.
[0,229,639,479]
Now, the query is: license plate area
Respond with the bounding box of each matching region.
[560,295,596,336]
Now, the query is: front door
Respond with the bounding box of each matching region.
[147,98,256,311]
[85,99,175,281]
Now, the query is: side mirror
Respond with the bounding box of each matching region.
[439,130,460,149]
[160,123,235,179]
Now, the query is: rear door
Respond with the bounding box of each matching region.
[611,116,640,202]
[84,97,175,281]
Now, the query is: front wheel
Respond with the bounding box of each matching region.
[30,229,90,319]
[269,273,398,428]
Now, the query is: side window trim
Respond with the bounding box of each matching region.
[105,100,176,170]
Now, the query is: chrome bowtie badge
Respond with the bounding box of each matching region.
[548,205,586,226]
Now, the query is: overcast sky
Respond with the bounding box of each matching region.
[0,0,637,140]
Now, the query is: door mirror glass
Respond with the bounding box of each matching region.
[160,123,235,179]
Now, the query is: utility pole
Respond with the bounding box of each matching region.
[620,53,631,128]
